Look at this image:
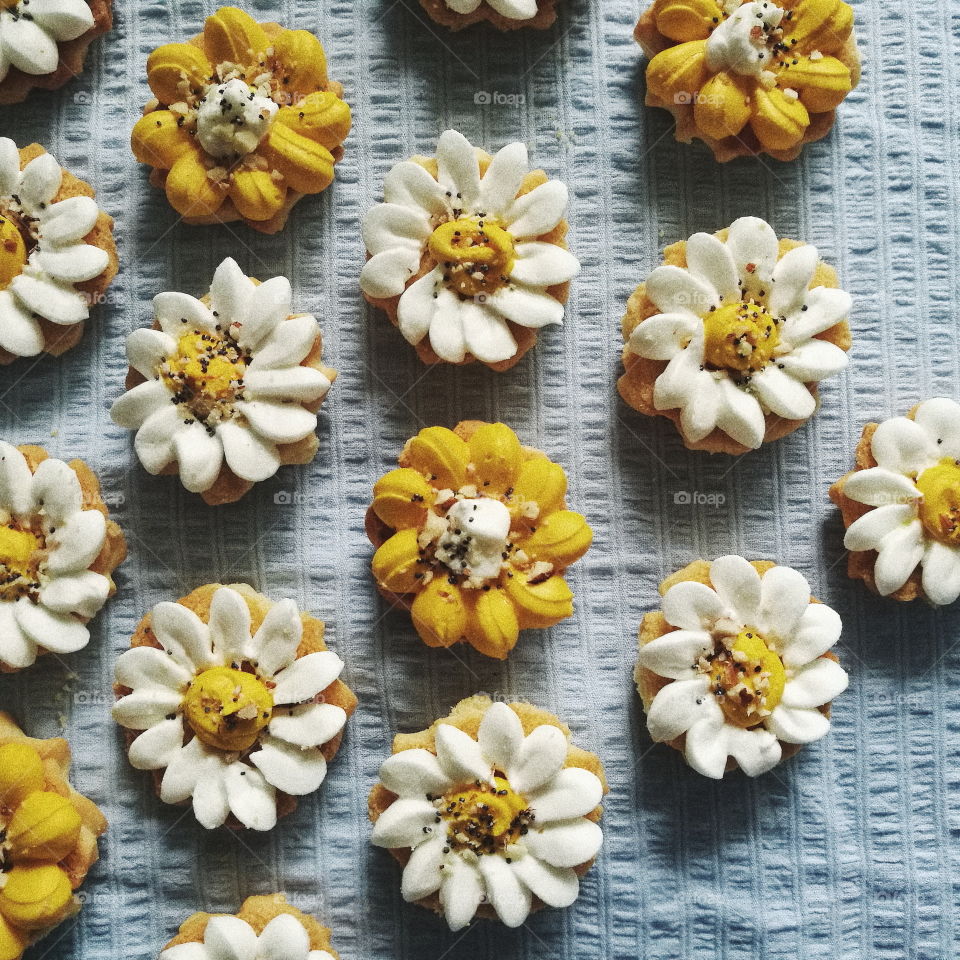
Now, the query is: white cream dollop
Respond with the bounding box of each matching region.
[435,497,511,581]
[196,78,279,160]
[706,1,785,77]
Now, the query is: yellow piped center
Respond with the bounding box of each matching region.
[441,775,533,856]
[707,628,786,728]
[0,526,42,602]
[702,300,780,373]
[916,458,960,545]
[162,331,248,423]
[182,666,273,752]
[0,217,27,292]
[428,217,515,299]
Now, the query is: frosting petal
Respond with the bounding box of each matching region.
[30,454,81,521]
[435,723,492,783]
[125,328,177,380]
[361,202,432,257]
[216,420,281,483]
[679,373,721,442]
[223,762,277,831]
[269,702,347,749]
[683,715,729,779]
[478,141,528,219]
[645,675,716,741]
[232,276,292,351]
[236,401,317,445]
[779,286,851,345]
[38,195,99,245]
[247,315,320,371]
[270,651,344,705]
[0,602,37,669]
[111,378,172,429]
[509,241,580,287]
[128,718,184,771]
[193,764,231,829]
[526,766,603,822]
[249,736,328,796]
[685,232,739,303]
[207,586,251,665]
[645,264,717,317]
[843,503,916,553]
[37,243,109,283]
[874,520,925,596]
[662,580,727,630]
[627,312,699,361]
[360,248,420,300]
[26,0,94,41]
[478,854,532,928]
[151,600,216,671]
[379,748,455,798]
[636,628,713,680]
[400,834,446,901]
[781,658,849,709]
[776,339,849,382]
[486,0,539,17]
[159,738,209,804]
[259,914,311,960]
[477,701,524,770]
[715,378,766,449]
[524,818,603,869]
[0,138,20,194]
[245,597,303,676]
[114,645,192,695]
[460,301,518,364]
[842,467,920,508]
[38,570,109,618]
[779,602,843,669]
[506,724,568,794]
[153,291,217,337]
[46,509,106,574]
[725,216,779,286]
[486,284,565,328]
[504,180,568,239]
[509,856,578,908]
[725,726,781,777]
[768,244,818,318]
[371,797,439,848]
[756,565,810,642]
[383,160,448,217]
[10,273,88,325]
[396,267,442,346]
[242,367,331,401]
[19,151,62,208]
[0,441,33,516]
[653,348,702,410]
[766,704,831,744]
[13,597,89,653]
[921,541,960,607]
[173,422,224,494]
[439,857,484,932]
[913,397,960,459]
[428,295,467,363]
[205,917,258,960]
[112,687,184,731]
[0,289,43,357]
[436,129,481,210]
[209,258,253,331]
[749,365,816,420]
[871,416,933,476]
[133,406,182,474]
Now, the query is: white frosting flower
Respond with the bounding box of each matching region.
[0,138,110,358]
[638,556,848,779]
[160,914,334,960]
[0,0,94,81]
[840,398,960,605]
[443,0,539,19]
[111,258,332,496]
[626,216,851,449]
[0,442,111,670]
[360,129,580,365]
[371,701,604,931]
[706,1,784,77]
[113,586,349,832]
[195,78,279,161]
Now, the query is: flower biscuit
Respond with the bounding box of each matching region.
[636,556,848,778]
[112,583,357,832]
[418,0,558,31]
[366,421,592,659]
[369,695,605,931]
[132,6,350,233]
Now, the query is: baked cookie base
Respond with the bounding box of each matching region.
[0,0,113,105]
[634,7,862,163]
[115,583,358,830]
[368,694,606,922]
[418,0,558,31]
[634,560,835,775]
[617,232,852,455]
[363,152,571,372]
[0,144,118,366]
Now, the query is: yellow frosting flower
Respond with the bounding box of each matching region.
[131,6,351,232]
[641,0,857,159]
[0,719,107,960]
[367,422,592,659]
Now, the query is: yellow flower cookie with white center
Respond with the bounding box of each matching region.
[159,894,339,960]
[369,695,606,931]
[0,0,112,105]
[618,216,851,454]
[636,0,861,161]
[0,714,107,960]
[132,6,351,234]
[636,557,848,778]
[113,583,357,832]
[0,443,126,673]
[360,129,579,371]
[0,141,118,365]
[366,420,592,659]
[418,0,558,31]
[830,398,960,606]
[111,257,336,506]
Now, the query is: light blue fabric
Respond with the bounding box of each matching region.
[1,0,958,957]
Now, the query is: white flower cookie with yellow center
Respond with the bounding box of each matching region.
[636,556,848,778]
